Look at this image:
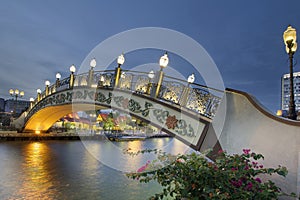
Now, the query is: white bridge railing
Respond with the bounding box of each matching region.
[28,69,223,121]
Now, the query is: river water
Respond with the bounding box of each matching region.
[0,138,194,200]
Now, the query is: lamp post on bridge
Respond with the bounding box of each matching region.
[283,25,298,120]
[147,70,155,95]
[45,80,50,96]
[88,59,96,87]
[37,89,42,102]
[29,97,35,109]
[9,89,24,116]
[179,73,195,107]
[114,53,125,88]
[69,64,76,88]
[56,73,61,89]
[151,52,169,98]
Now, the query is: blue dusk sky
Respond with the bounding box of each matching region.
[1,0,300,113]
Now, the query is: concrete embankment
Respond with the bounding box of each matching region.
[0,132,106,141]
[0,131,171,141]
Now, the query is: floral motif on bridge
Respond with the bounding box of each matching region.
[153,109,195,137]
[165,115,178,129]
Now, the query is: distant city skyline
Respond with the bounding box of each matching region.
[1,1,300,113]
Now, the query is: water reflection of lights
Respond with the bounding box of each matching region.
[14,142,57,199]
[166,138,195,155]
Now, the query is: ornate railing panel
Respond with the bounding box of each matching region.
[186,88,221,118]
[119,72,133,90]
[159,81,185,104]
[134,75,150,94]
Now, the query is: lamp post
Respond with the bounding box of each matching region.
[114,53,125,88]
[29,97,35,109]
[147,70,155,95]
[283,25,298,120]
[69,64,76,88]
[180,73,195,106]
[9,89,24,115]
[98,75,105,87]
[56,73,61,89]
[187,73,195,86]
[45,80,50,96]
[152,52,168,98]
[37,89,42,101]
[88,58,96,86]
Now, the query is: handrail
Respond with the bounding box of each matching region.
[226,88,300,126]
[27,69,224,121]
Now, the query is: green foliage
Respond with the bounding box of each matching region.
[103,117,114,130]
[126,149,294,200]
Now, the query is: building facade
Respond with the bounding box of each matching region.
[281,72,300,112]
[0,98,4,112]
[4,99,30,115]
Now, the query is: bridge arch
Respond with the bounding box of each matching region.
[24,87,218,150]
[20,70,223,150]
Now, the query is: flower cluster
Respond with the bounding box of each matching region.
[126,149,295,200]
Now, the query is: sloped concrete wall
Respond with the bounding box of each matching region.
[11,112,26,131]
[206,88,300,195]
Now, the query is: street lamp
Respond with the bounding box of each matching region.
[45,80,50,96]
[37,89,42,101]
[29,97,35,109]
[56,73,61,88]
[147,70,155,95]
[9,88,24,115]
[152,52,169,98]
[187,73,195,86]
[159,52,169,70]
[69,64,76,88]
[283,25,298,120]
[115,53,125,88]
[180,73,195,106]
[98,75,105,87]
[88,58,96,86]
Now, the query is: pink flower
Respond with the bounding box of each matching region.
[231,167,237,171]
[243,149,251,155]
[244,165,249,170]
[137,161,150,173]
[218,149,224,154]
[231,179,243,188]
[245,182,253,190]
[255,178,262,183]
[137,165,146,173]
[259,165,263,168]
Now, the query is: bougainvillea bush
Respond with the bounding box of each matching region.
[126,149,295,200]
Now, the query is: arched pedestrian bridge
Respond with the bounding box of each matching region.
[12,63,300,194]
[16,69,223,150]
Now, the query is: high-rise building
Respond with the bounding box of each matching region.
[0,98,4,112]
[281,72,300,112]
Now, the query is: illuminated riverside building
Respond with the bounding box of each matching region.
[281,72,300,113]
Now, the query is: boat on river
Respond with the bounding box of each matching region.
[106,134,146,141]
[104,131,147,141]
